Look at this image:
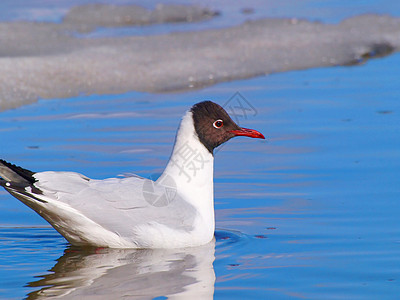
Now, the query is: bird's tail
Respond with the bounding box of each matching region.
[0,159,46,204]
[0,159,36,187]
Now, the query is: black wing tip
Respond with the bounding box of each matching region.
[1,176,44,200]
[0,159,36,184]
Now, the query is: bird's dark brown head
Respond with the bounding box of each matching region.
[191,101,265,153]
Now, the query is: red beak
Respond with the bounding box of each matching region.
[230,127,265,139]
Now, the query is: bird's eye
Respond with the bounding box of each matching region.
[213,119,224,129]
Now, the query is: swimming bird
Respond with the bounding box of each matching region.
[0,101,264,248]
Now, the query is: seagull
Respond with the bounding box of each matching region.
[0,101,264,248]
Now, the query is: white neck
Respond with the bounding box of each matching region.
[159,111,214,229]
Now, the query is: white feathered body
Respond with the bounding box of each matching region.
[6,111,215,248]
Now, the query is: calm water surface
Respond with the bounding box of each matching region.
[0,52,400,299]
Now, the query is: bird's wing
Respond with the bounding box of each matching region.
[7,171,197,246]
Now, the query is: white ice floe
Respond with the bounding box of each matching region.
[0,5,400,111]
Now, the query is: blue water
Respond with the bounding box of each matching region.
[0,51,399,299]
[0,0,400,298]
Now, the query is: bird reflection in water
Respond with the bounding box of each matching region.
[26,239,216,299]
